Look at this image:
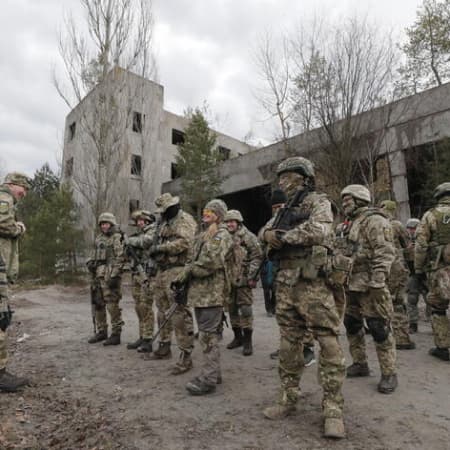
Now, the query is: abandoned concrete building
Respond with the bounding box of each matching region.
[61,68,254,235]
[163,81,450,232]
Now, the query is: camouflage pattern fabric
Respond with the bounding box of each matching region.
[95,278,124,334]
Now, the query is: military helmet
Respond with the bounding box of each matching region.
[4,172,31,190]
[406,218,420,229]
[341,184,371,203]
[98,212,117,226]
[276,157,315,178]
[132,209,154,223]
[380,200,397,212]
[204,198,228,219]
[155,193,180,213]
[224,209,243,223]
[433,182,450,200]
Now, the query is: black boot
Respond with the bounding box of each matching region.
[127,337,142,350]
[88,331,107,344]
[429,347,450,361]
[378,374,398,394]
[409,323,418,334]
[242,328,253,356]
[226,327,243,349]
[137,339,153,353]
[0,369,30,393]
[103,333,121,346]
[346,362,370,378]
[147,341,172,359]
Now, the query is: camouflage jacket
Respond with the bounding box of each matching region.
[388,218,410,280]
[229,225,263,286]
[88,226,125,279]
[188,223,233,308]
[415,195,450,273]
[345,207,395,292]
[127,222,156,273]
[0,185,23,281]
[154,210,197,269]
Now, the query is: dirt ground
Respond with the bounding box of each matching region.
[0,282,449,450]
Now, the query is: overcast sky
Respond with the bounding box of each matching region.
[0,0,423,178]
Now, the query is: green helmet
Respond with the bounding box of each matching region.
[204,199,228,219]
[341,184,371,203]
[380,200,397,212]
[406,218,420,228]
[131,209,154,223]
[4,172,31,189]
[224,209,243,223]
[433,182,450,200]
[98,212,117,226]
[276,157,315,178]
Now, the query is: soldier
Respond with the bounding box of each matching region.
[380,200,416,350]
[86,212,125,346]
[340,185,398,394]
[224,209,263,356]
[175,199,233,395]
[148,193,197,375]
[415,182,450,361]
[405,218,428,333]
[0,172,31,392]
[125,210,156,353]
[261,157,346,439]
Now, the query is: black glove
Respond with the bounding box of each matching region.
[86,260,97,274]
[107,277,121,289]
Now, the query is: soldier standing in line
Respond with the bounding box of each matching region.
[261,157,346,439]
[175,199,233,396]
[405,218,429,333]
[148,193,197,375]
[125,210,156,353]
[0,172,31,392]
[415,182,450,361]
[340,185,398,393]
[380,200,416,350]
[86,212,125,346]
[224,209,262,356]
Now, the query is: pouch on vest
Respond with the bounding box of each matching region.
[302,245,327,280]
[328,253,353,286]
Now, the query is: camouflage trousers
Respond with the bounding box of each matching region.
[95,278,124,335]
[131,273,154,339]
[0,254,9,369]
[427,267,450,349]
[229,286,254,329]
[345,288,396,375]
[195,306,223,385]
[154,267,194,353]
[388,267,412,345]
[275,269,345,419]
[0,329,7,370]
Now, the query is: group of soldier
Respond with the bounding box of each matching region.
[0,159,449,440]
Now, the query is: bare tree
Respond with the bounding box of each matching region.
[54,0,157,238]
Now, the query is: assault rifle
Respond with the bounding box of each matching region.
[123,235,148,282]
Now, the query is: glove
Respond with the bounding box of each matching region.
[107,277,121,289]
[264,229,285,250]
[86,260,97,274]
[368,286,387,302]
[172,267,191,286]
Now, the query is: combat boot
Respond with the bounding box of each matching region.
[396,340,416,350]
[227,327,243,349]
[377,373,398,394]
[242,328,253,356]
[324,417,345,439]
[137,339,152,353]
[263,404,296,420]
[429,347,450,361]
[409,323,418,334]
[147,341,172,360]
[127,337,142,350]
[346,362,370,378]
[186,377,216,396]
[171,351,193,375]
[0,369,30,393]
[103,333,121,346]
[88,330,107,344]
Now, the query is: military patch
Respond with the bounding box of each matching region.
[384,227,393,242]
[0,201,9,214]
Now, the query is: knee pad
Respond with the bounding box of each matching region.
[366,317,390,343]
[240,305,253,318]
[344,315,363,335]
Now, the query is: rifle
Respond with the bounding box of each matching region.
[146,219,163,277]
[123,234,148,282]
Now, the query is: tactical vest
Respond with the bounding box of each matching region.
[429,207,450,266]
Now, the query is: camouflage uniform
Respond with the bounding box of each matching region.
[341,185,397,393]
[151,194,197,370]
[0,173,30,388]
[87,213,125,340]
[262,158,345,439]
[415,183,450,361]
[126,210,156,350]
[380,201,415,349]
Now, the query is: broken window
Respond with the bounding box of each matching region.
[65,157,74,177]
[172,129,185,145]
[171,162,181,179]
[131,155,142,176]
[129,199,140,216]
[217,146,231,161]
[132,112,143,133]
[68,122,76,141]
